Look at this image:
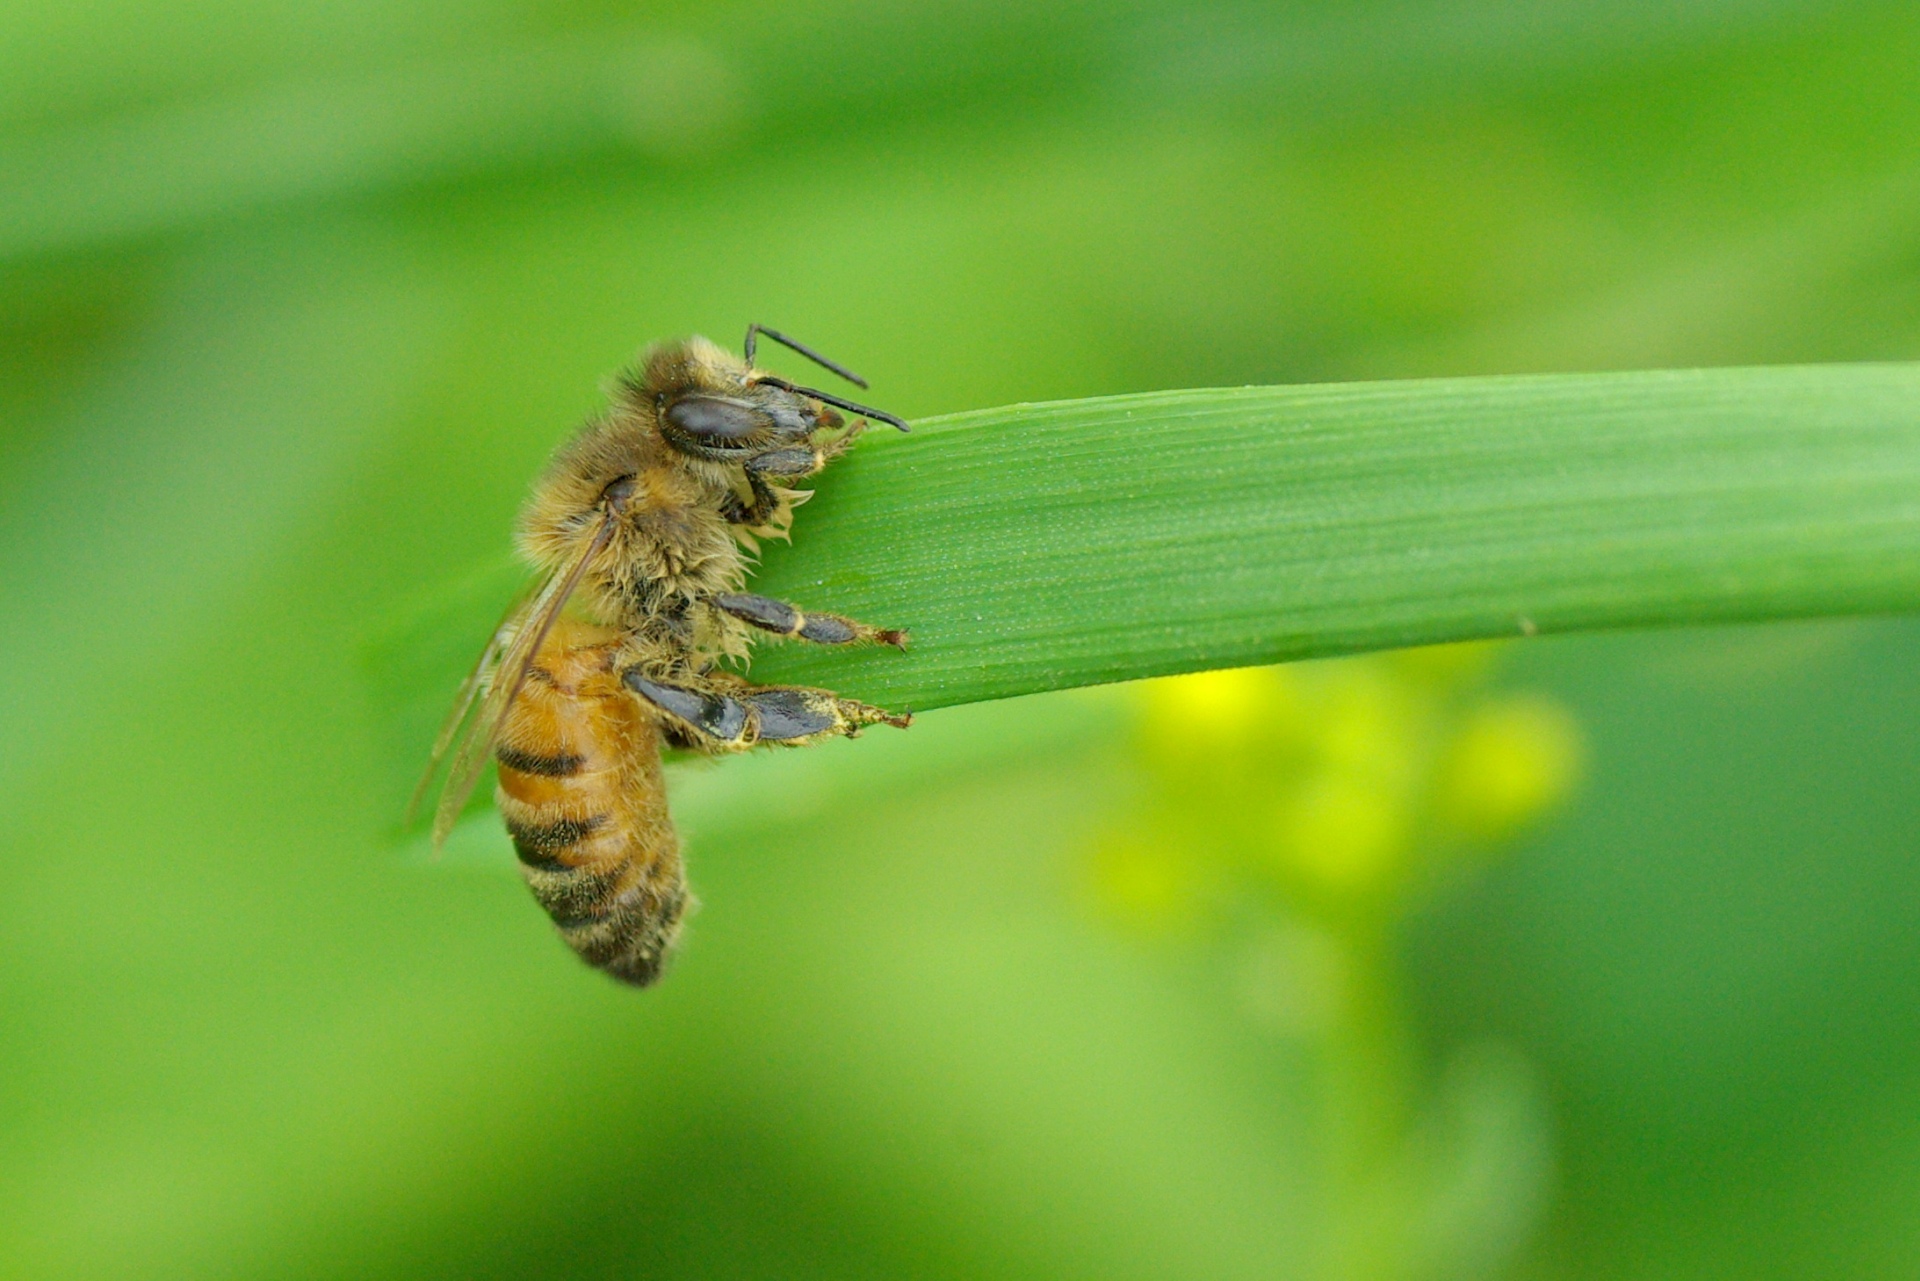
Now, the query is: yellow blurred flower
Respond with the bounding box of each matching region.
[1311,663,1421,787]
[1276,772,1411,893]
[1139,664,1298,754]
[1438,695,1583,840]
[1089,645,1583,935]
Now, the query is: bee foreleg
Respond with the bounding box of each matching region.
[740,416,866,487]
[713,593,907,649]
[720,473,782,526]
[743,447,826,481]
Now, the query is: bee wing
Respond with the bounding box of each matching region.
[404,571,542,830]
[426,514,619,847]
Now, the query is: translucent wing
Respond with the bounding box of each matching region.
[404,571,542,830]
[426,513,619,847]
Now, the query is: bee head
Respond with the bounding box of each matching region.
[630,338,827,462]
[631,331,912,465]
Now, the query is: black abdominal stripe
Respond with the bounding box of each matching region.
[495,744,585,777]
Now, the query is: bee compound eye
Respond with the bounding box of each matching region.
[664,396,769,444]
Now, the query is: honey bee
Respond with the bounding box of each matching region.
[416,326,912,986]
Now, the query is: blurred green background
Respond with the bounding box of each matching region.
[7,1,1920,1277]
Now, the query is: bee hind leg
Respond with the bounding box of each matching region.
[742,685,911,745]
[714,592,907,649]
[622,672,754,752]
[622,669,909,752]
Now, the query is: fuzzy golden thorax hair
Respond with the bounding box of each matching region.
[514,337,829,678]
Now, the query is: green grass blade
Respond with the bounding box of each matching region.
[735,363,1920,710]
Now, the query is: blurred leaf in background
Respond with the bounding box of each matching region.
[7,1,1920,1279]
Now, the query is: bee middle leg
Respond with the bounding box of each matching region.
[622,669,909,753]
[713,592,907,649]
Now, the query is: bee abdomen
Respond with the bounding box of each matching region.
[516,854,687,987]
[554,876,690,987]
[501,798,689,987]
[491,623,688,986]
[505,811,607,860]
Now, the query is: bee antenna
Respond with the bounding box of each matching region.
[743,324,871,390]
[752,374,911,433]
